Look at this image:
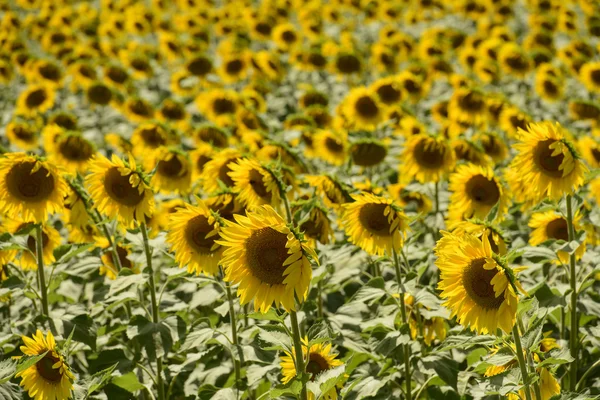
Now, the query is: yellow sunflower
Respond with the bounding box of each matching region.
[435,231,523,334]
[296,204,334,246]
[312,130,348,166]
[305,175,349,209]
[498,42,531,77]
[350,139,388,168]
[474,132,508,164]
[507,122,587,204]
[16,330,74,400]
[228,158,281,210]
[280,339,344,400]
[448,87,488,126]
[100,243,139,280]
[404,294,447,346]
[217,205,316,313]
[579,61,600,93]
[16,84,55,116]
[6,120,38,150]
[146,147,192,195]
[529,210,585,265]
[205,192,246,222]
[400,134,455,183]
[46,132,96,175]
[341,193,409,256]
[166,200,223,276]
[387,183,432,214]
[5,219,61,271]
[130,123,176,158]
[342,87,384,131]
[85,154,154,227]
[578,136,600,168]
[450,220,508,255]
[121,97,155,123]
[200,149,242,193]
[0,153,67,223]
[447,164,508,227]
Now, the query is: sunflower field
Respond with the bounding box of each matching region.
[2,0,600,399]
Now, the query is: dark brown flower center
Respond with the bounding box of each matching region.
[355,96,379,118]
[225,59,244,75]
[592,148,600,163]
[358,203,392,236]
[212,98,236,115]
[51,114,77,130]
[185,215,217,253]
[281,30,297,43]
[218,159,236,187]
[161,102,185,120]
[463,258,504,310]
[7,162,55,202]
[335,54,361,74]
[466,174,500,206]
[195,154,212,173]
[325,136,344,154]
[458,91,485,113]
[376,84,402,105]
[26,229,49,254]
[107,67,128,84]
[25,89,48,108]
[546,218,569,241]
[158,155,185,178]
[535,139,565,178]
[12,125,35,141]
[504,54,529,71]
[36,354,62,382]
[590,69,600,85]
[87,84,112,105]
[306,352,330,380]
[245,227,290,285]
[107,245,133,269]
[129,100,153,118]
[351,142,387,166]
[302,92,328,108]
[308,53,327,68]
[248,168,270,199]
[140,126,166,148]
[58,136,94,161]
[104,167,144,206]
[414,139,445,169]
[542,80,558,96]
[39,63,62,82]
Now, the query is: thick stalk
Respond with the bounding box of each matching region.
[393,249,411,400]
[290,310,308,400]
[513,325,533,400]
[225,282,243,390]
[141,223,165,400]
[35,225,50,319]
[566,194,578,391]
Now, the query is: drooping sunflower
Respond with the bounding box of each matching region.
[305,175,349,209]
[0,153,67,223]
[16,84,55,116]
[280,339,344,399]
[228,158,281,210]
[569,100,600,122]
[6,120,38,150]
[166,200,223,276]
[200,149,242,193]
[46,132,96,175]
[85,154,154,227]
[342,87,384,131]
[217,205,316,313]
[296,203,335,246]
[447,164,508,227]
[99,243,139,280]
[5,219,61,271]
[507,122,587,204]
[312,130,348,166]
[341,193,409,256]
[529,210,585,264]
[16,330,75,400]
[400,134,455,183]
[146,147,192,195]
[435,231,523,334]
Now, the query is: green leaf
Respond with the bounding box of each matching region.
[523,313,547,351]
[310,364,345,399]
[127,315,174,359]
[53,243,94,264]
[111,371,145,393]
[537,347,574,368]
[422,355,459,390]
[60,314,97,351]
[15,351,48,376]
[257,327,291,351]
[485,202,500,222]
[0,382,20,400]
[374,330,410,356]
[531,283,566,308]
[87,363,118,395]
[269,380,302,398]
[521,247,557,263]
[0,360,15,385]
[248,309,284,323]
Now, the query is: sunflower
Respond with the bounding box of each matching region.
[228,158,281,210]
[122,97,155,123]
[305,175,349,209]
[529,210,585,264]
[273,23,300,51]
[190,143,215,182]
[400,134,455,183]
[349,138,388,168]
[205,192,246,222]
[16,84,55,116]
[166,200,223,276]
[448,88,488,126]
[192,124,230,148]
[147,147,192,195]
[200,149,242,193]
[342,87,384,131]
[474,132,508,163]
[450,220,508,255]
[578,136,600,168]
[404,294,447,346]
[47,132,96,175]
[158,98,188,129]
[579,61,600,93]
[280,339,343,399]
[86,82,113,107]
[6,120,38,150]
[67,223,103,245]
[85,154,154,227]
[130,123,176,158]
[435,231,523,334]
[217,205,316,312]
[100,243,139,280]
[535,73,563,102]
[387,183,432,214]
[312,130,348,166]
[16,330,74,400]
[296,204,334,246]
[507,122,587,204]
[498,42,531,77]
[196,89,239,123]
[447,164,507,226]
[0,153,67,223]
[569,100,600,122]
[63,186,91,228]
[103,64,130,90]
[332,52,362,77]
[499,106,531,139]
[5,219,61,271]
[341,193,408,256]
[370,76,403,106]
[219,52,249,83]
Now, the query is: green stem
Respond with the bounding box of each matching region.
[141,223,165,400]
[317,280,324,320]
[518,318,542,400]
[290,310,307,400]
[35,225,50,319]
[566,194,578,391]
[512,324,533,400]
[434,181,439,215]
[576,357,600,391]
[225,281,243,391]
[393,249,411,400]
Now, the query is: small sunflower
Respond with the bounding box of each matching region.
[578,136,600,169]
[312,130,348,166]
[228,158,281,210]
[85,154,154,227]
[569,100,600,122]
[205,192,246,222]
[341,193,409,256]
[200,149,242,193]
[448,88,488,126]
[342,87,384,131]
[435,231,523,334]
[529,210,585,264]
[350,139,388,167]
[579,61,600,93]
[498,42,531,77]
[16,330,75,400]
[196,89,239,122]
[387,183,432,214]
[474,132,508,163]
[147,147,192,195]
[296,204,334,246]
[0,153,67,223]
[100,244,139,280]
[371,76,403,106]
[447,164,507,226]
[192,124,229,148]
[400,134,455,183]
[450,220,508,255]
[280,339,344,399]
[5,219,61,271]
[122,97,155,123]
[6,120,38,150]
[47,132,96,175]
[16,84,55,116]
[166,200,223,276]
[404,294,448,346]
[217,205,316,313]
[305,175,349,209]
[508,122,587,204]
[131,123,175,158]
